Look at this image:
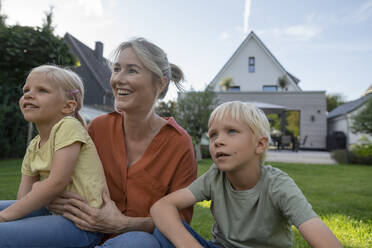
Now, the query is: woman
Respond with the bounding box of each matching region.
[50,37,197,247]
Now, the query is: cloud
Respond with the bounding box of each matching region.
[257,25,321,42]
[219,32,229,40]
[244,0,252,33]
[353,1,372,22]
[77,0,103,16]
[284,25,321,41]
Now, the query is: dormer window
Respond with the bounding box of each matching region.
[249,57,255,73]
[227,86,240,92]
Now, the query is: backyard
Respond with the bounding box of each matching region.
[0,159,371,247]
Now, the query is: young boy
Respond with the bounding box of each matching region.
[150,101,342,248]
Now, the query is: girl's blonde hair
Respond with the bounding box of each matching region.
[29,65,86,126]
[111,37,184,99]
[208,101,271,163]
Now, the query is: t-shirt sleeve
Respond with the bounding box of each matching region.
[188,165,214,202]
[21,144,37,176]
[273,174,318,227]
[54,118,89,151]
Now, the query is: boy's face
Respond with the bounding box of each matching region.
[208,117,264,173]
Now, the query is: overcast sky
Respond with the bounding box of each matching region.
[2,0,372,102]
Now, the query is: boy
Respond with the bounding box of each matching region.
[150,101,342,248]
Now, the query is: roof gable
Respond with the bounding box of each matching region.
[64,33,112,93]
[210,31,301,90]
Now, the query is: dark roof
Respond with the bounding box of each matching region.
[209,31,300,88]
[328,93,372,119]
[64,32,112,94]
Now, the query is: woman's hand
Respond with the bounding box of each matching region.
[47,191,78,215]
[63,190,128,233]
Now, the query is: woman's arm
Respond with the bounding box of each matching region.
[150,188,202,248]
[17,174,40,199]
[0,142,81,221]
[298,217,342,248]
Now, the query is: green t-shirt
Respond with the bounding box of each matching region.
[21,116,107,208]
[189,164,317,248]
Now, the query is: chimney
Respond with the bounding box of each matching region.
[94,41,103,60]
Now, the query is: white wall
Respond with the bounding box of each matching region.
[212,37,300,92]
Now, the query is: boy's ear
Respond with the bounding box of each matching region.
[62,100,77,115]
[255,136,269,155]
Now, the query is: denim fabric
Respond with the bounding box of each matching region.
[0,200,102,248]
[153,220,219,248]
[95,231,160,248]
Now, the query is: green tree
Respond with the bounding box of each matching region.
[326,93,345,112]
[0,11,76,158]
[352,98,372,135]
[277,75,289,91]
[219,77,234,91]
[155,100,177,117]
[176,86,218,160]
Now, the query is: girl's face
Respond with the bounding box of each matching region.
[19,73,68,125]
[110,47,163,115]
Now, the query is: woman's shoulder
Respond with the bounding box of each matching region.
[163,117,193,144]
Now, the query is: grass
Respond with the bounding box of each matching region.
[1,159,371,247]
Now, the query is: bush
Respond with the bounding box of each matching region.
[349,140,372,165]
[331,149,348,164]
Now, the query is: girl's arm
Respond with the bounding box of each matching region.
[298,217,343,248]
[0,142,81,222]
[150,188,202,248]
[17,174,40,199]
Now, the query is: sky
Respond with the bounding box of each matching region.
[2,0,372,102]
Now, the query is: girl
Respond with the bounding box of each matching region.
[0,65,107,247]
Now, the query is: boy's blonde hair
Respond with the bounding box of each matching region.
[208,101,271,163]
[29,65,86,126]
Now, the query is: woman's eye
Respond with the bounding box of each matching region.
[23,89,29,94]
[129,68,137,74]
[113,67,120,72]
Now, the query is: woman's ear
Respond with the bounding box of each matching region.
[62,100,77,115]
[255,136,269,155]
[160,77,169,93]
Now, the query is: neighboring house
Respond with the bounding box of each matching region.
[328,87,372,147]
[208,31,327,149]
[64,33,114,121]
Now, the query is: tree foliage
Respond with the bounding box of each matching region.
[155,100,177,117]
[0,11,76,158]
[352,98,372,135]
[277,75,289,90]
[219,77,233,91]
[326,93,345,112]
[176,86,217,160]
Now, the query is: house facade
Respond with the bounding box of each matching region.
[328,88,372,147]
[208,31,327,149]
[64,33,114,113]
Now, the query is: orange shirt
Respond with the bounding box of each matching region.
[88,112,197,234]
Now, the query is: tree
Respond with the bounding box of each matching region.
[155,100,177,117]
[219,77,234,91]
[0,11,76,158]
[277,75,289,91]
[352,98,372,135]
[326,93,345,112]
[176,86,218,161]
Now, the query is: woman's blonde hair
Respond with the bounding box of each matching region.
[29,65,86,126]
[111,37,184,99]
[208,101,271,163]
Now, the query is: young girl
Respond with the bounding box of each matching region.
[0,65,107,247]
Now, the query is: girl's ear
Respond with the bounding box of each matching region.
[255,136,269,155]
[62,100,77,115]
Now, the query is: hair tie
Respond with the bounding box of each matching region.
[69,89,80,97]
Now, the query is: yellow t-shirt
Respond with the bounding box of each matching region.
[21,116,107,208]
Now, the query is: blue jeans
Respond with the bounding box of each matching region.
[0,200,102,248]
[153,220,219,248]
[95,231,160,248]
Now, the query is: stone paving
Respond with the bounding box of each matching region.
[266,150,337,164]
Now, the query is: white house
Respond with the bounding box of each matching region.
[328,86,372,147]
[208,31,327,149]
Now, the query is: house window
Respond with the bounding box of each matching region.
[249,57,255,72]
[263,85,278,92]
[227,86,240,92]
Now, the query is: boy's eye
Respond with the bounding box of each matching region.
[23,88,29,94]
[209,132,216,138]
[39,88,48,93]
[228,129,238,134]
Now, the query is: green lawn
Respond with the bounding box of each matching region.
[1,159,371,247]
